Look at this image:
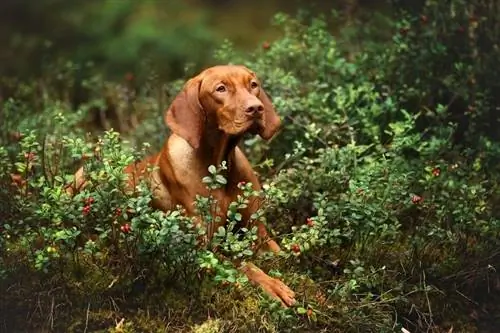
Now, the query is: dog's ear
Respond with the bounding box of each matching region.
[165,78,204,149]
[257,88,281,140]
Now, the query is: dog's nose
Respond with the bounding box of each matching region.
[245,102,264,115]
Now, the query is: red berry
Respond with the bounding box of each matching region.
[238,181,246,187]
[399,27,409,36]
[262,41,270,50]
[85,197,95,205]
[10,173,25,187]
[82,205,91,215]
[307,308,313,317]
[24,152,35,161]
[120,223,131,234]
[291,244,300,253]
[420,15,428,23]
[125,72,134,81]
[411,195,423,204]
[115,208,122,216]
[432,168,441,177]
[306,218,314,227]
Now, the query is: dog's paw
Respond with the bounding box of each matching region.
[240,262,296,307]
[260,275,296,307]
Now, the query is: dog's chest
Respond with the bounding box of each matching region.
[149,168,174,211]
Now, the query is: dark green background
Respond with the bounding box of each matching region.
[0,0,387,80]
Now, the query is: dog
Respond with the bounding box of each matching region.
[67,65,296,307]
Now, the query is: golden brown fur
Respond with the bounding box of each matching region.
[67,65,296,307]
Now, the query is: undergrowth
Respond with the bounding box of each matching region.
[2,2,500,332]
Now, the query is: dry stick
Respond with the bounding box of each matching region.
[455,289,478,305]
[422,269,434,331]
[49,296,55,330]
[83,302,90,333]
[41,134,50,187]
[115,318,125,330]
[109,296,121,313]
[53,138,64,184]
[23,148,30,198]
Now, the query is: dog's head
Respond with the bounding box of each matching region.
[165,65,281,149]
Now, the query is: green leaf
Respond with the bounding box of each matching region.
[354,266,365,275]
[208,165,217,174]
[217,226,226,237]
[297,307,307,314]
[238,275,249,283]
[215,175,227,185]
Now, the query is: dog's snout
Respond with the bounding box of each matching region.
[245,102,264,115]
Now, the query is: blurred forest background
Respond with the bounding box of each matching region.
[0,0,387,81]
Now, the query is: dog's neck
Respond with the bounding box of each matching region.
[201,130,241,175]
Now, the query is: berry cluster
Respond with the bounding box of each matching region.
[82,197,94,216]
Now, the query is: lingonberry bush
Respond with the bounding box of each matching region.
[2,1,500,332]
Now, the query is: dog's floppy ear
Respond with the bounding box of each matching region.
[165,78,204,149]
[257,88,281,140]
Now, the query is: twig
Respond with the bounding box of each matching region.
[49,296,55,330]
[115,318,125,331]
[41,134,51,186]
[109,296,120,313]
[422,270,435,332]
[83,302,90,333]
[54,138,64,182]
[455,289,478,305]
[107,277,119,289]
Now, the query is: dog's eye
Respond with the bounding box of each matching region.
[250,81,259,89]
[215,85,226,93]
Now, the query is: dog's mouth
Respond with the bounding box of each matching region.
[247,119,263,135]
[220,116,263,136]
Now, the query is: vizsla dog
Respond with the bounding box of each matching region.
[67,65,296,307]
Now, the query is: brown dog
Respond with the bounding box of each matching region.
[67,65,296,307]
